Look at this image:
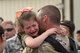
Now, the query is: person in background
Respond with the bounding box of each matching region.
[60,20,75,38]
[2,21,22,53]
[60,20,77,52]
[0,25,6,53]
[76,30,80,50]
[0,17,4,24]
[36,5,77,53]
[1,21,16,39]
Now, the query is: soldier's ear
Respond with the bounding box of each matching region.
[42,15,48,23]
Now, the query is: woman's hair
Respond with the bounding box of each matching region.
[0,17,4,22]
[76,30,80,34]
[1,21,14,26]
[0,25,4,37]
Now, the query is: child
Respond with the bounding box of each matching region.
[16,7,59,49]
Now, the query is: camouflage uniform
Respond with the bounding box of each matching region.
[22,42,60,53]
[3,34,22,53]
[21,34,60,53]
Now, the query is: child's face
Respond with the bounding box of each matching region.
[23,20,39,37]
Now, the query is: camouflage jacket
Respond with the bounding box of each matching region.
[3,34,22,53]
[22,42,60,53]
[21,34,60,53]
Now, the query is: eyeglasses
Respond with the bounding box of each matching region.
[4,28,14,32]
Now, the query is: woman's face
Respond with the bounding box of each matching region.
[60,25,69,36]
[23,20,39,37]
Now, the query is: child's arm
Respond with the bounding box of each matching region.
[25,28,57,48]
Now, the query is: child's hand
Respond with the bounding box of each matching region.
[46,28,57,35]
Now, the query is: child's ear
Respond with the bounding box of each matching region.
[42,15,48,22]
